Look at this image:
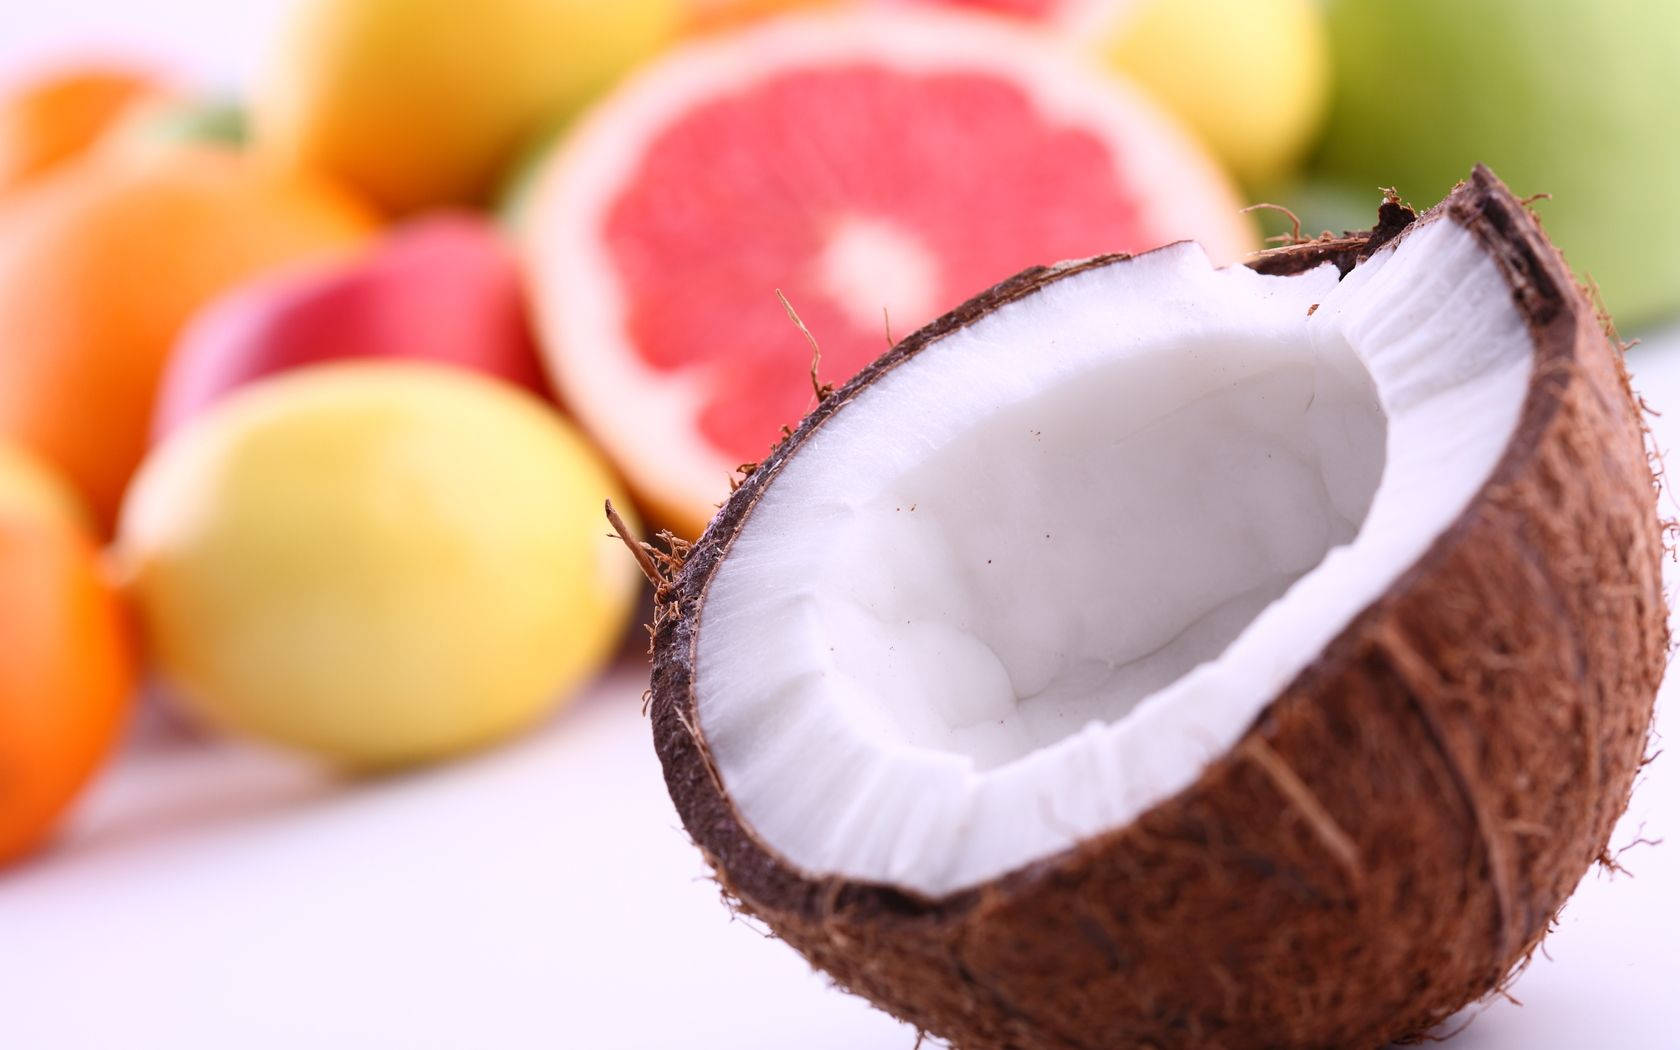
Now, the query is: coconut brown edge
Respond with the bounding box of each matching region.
[648,166,1667,1049]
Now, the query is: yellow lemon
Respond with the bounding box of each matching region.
[1093,0,1329,187]
[118,362,640,768]
[254,0,682,213]
[1318,0,1680,327]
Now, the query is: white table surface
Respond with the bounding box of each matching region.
[2,4,1678,1047]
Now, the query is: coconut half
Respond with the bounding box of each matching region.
[645,167,1666,1049]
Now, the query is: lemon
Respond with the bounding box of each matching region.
[254,0,682,213]
[118,362,640,768]
[1093,0,1330,187]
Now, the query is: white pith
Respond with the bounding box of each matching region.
[694,216,1535,896]
[814,217,942,334]
[1048,0,1144,39]
[523,10,1253,528]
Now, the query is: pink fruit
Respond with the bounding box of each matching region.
[524,10,1254,537]
[910,0,1070,19]
[152,214,549,440]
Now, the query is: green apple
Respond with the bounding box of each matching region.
[1317,0,1680,327]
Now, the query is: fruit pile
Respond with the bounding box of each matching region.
[1,0,1674,865]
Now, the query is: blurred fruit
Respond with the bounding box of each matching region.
[0,441,90,535]
[1258,176,1386,245]
[908,0,1329,187]
[525,10,1253,536]
[254,0,682,214]
[1094,0,1327,187]
[682,0,831,33]
[107,96,248,156]
[0,448,133,865]
[119,362,641,769]
[1318,0,1680,327]
[0,148,374,529]
[900,0,1087,23]
[0,65,165,195]
[494,122,570,232]
[154,215,548,439]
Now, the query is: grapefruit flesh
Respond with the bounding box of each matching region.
[926,0,1069,19]
[527,12,1252,536]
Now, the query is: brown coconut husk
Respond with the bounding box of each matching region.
[646,166,1667,1050]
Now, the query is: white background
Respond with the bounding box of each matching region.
[1,3,1677,1047]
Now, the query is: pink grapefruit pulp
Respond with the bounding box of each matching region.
[909,0,1071,19]
[885,0,1104,28]
[526,11,1253,537]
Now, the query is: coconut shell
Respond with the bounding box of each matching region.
[648,166,1667,1049]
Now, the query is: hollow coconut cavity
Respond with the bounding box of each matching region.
[648,168,1666,1049]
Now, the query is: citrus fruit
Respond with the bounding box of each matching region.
[0,448,134,865]
[1092,0,1328,187]
[1317,0,1680,327]
[682,0,834,33]
[914,0,1066,17]
[0,441,89,536]
[904,0,1330,186]
[118,362,641,769]
[153,214,549,440]
[0,148,374,529]
[524,10,1253,537]
[254,0,683,214]
[0,65,165,195]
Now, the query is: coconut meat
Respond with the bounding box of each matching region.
[694,217,1534,896]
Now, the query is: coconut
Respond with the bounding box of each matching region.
[637,166,1666,1049]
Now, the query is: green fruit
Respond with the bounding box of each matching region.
[1251,177,1389,245]
[124,98,248,151]
[1317,0,1680,326]
[492,119,569,234]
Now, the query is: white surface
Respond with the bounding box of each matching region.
[0,0,290,90]
[1,3,1677,1047]
[0,668,918,1049]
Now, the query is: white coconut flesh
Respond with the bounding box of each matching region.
[695,216,1535,897]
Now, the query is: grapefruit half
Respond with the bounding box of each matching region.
[525,10,1253,537]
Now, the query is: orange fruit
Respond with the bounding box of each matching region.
[0,66,166,195]
[0,148,376,528]
[0,440,90,535]
[0,447,134,865]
